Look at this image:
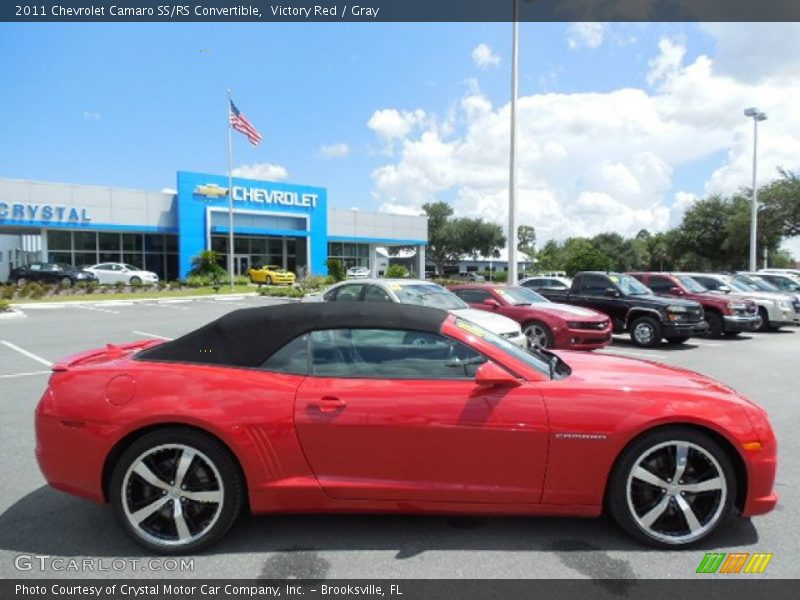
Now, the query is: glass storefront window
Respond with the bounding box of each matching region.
[144,234,164,252]
[165,235,177,252]
[73,231,97,251]
[234,237,249,254]
[98,232,120,251]
[211,236,228,253]
[268,239,283,255]
[73,252,97,268]
[47,230,71,251]
[98,252,120,264]
[123,254,144,269]
[49,252,71,265]
[123,234,144,252]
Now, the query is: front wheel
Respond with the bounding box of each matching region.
[109,428,244,554]
[129,276,142,285]
[60,276,73,287]
[266,275,274,285]
[665,336,690,344]
[15,277,27,286]
[704,312,723,338]
[607,427,735,548]
[523,321,554,349]
[757,307,771,332]
[630,316,662,348]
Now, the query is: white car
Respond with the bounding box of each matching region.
[84,262,159,285]
[346,266,370,279]
[518,275,572,292]
[303,278,528,347]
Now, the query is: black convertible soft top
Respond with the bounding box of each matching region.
[137,301,449,368]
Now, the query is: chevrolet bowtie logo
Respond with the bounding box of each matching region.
[193,183,229,198]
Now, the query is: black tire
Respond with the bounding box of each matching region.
[60,276,73,287]
[266,275,274,285]
[757,307,771,332]
[704,312,723,338]
[629,316,662,348]
[607,426,736,548]
[15,277,26,286]
[109,427,244,555]
[724,331,741,337]
[665,336,690,344]
[129,276,142,285]
[522,320,555,349]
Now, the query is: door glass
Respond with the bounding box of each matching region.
[310,329,486,379]
[363,285,391,302]
[648,276,674,293]
[331,284,364,302]
[261,335,309,374]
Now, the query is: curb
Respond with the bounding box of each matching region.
[0,308,26,319]
[10,293,263,309]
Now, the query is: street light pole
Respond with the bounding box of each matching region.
[507,0,520,285]
[744,107,767,271]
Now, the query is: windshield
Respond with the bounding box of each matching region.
[609,273,652,295]
[676,275,708,293]
[453,318,555,378]
[494,287,548,305]
[393,283,468,310]
[738,275,779,292]
[722,277,754,293]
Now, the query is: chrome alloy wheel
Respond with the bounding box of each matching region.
[523,323,550,348]
[632,321,656,346]
[121,444,224,548]
[626,440,727,545]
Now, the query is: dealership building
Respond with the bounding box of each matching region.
[0,171,428,283]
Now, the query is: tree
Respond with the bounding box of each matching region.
[189,250,226,278]
[535,239,565,272]
[760,169,800,238]
[422,202,506,274]
[562,239,613,276]
[517,225,537,262]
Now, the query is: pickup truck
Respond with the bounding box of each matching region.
[537,271,707,347]
[627,272,760,337]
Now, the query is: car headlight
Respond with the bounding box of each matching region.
[77,273,90,279]
[779,299,792,310]
[667,305,687,313]
[727,301,746,310]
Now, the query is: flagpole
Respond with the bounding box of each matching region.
[226,89,235,291]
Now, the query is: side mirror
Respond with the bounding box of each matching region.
[669,286,684,296]
[718,285,731,293]
[482,298,501,309]
[603,287,619,298]
[475,361,520,387]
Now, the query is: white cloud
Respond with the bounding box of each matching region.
[471,43,501,68]
[378,203,426,217]
[567,23,607,49]
[367,32,800,246]
[317,143,350,159]
[82,111,101,122]
[231,162,289,181]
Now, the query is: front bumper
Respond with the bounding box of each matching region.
[723,314,761,332]
[558,328,613,350]
[662,320,708,337]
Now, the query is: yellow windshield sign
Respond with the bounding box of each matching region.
[456,319,486,338]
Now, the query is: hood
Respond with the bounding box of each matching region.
[557,350,756,407]
[450,308,521,335]
[528,303,605,320]
[631,294,699,308]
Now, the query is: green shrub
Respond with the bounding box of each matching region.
[297,275,332,292]
[114,281,126,291]
[1,285,14,300]
[259,287,304,298]
[189,250,227,278]
[325,258,345,282]
[0,299,10,312]
[385,264,408,279]
[27,282,46,299]
[233,275,250,286]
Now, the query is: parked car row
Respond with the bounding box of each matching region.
[8,262,159,286]
[519,269,800,346]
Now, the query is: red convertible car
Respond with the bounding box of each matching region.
[449,284,612,350]
[35,303,777,554]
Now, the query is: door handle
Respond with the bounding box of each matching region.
[307,396,347,413]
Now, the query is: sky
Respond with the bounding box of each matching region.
[2,22,800,255]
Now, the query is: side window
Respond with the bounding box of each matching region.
[695,277,719,291]
[453,288,492,304]
[310,329,486,379]
[29,264,42,271]
[578,275,610,295]
[330,284,364,302]
[363,285,391,303]
[261,334,309,375]
[648,276,674,293]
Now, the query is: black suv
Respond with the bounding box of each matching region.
[537,271,707,347]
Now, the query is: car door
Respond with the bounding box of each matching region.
[293,328,549,504]
[91,263,110,284]
[647,274,679,298]
[574,274,621,320]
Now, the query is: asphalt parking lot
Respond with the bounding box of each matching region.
[0,297,797,579]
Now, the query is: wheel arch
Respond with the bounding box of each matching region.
[603,422,748,514]
[101,422,250,507]
[625,308,663,328]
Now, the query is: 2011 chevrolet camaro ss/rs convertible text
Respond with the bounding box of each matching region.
[34,303,777,553]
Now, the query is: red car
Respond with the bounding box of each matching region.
[36,303,777,553]
[449,284,612,350]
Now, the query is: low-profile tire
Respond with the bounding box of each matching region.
[109,427,244,555]
[607,427,736,548]
[129,276,142,285]
[665,336,690,345]
[703,312,723,338]
[523,320,555,349]
[630,316,662,348]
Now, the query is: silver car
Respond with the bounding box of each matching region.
[302,278,528,347]
[687,273,798,331]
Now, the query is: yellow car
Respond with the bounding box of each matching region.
[248,265,296,285]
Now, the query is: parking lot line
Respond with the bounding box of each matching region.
[132,330,174,340]
[75,305,120,315]
[0,340,53,367]
[0,370,51,380]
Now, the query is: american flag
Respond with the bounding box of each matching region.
[229,99,262,146]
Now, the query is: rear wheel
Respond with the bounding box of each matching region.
[704,312,723,338]
[266,275,274,285]
[630,316,662,348]
[756,307,779,332]
[110,428,243,554]
[665,336,690,344]
[608,427,735,548]
[523,321,554,349]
